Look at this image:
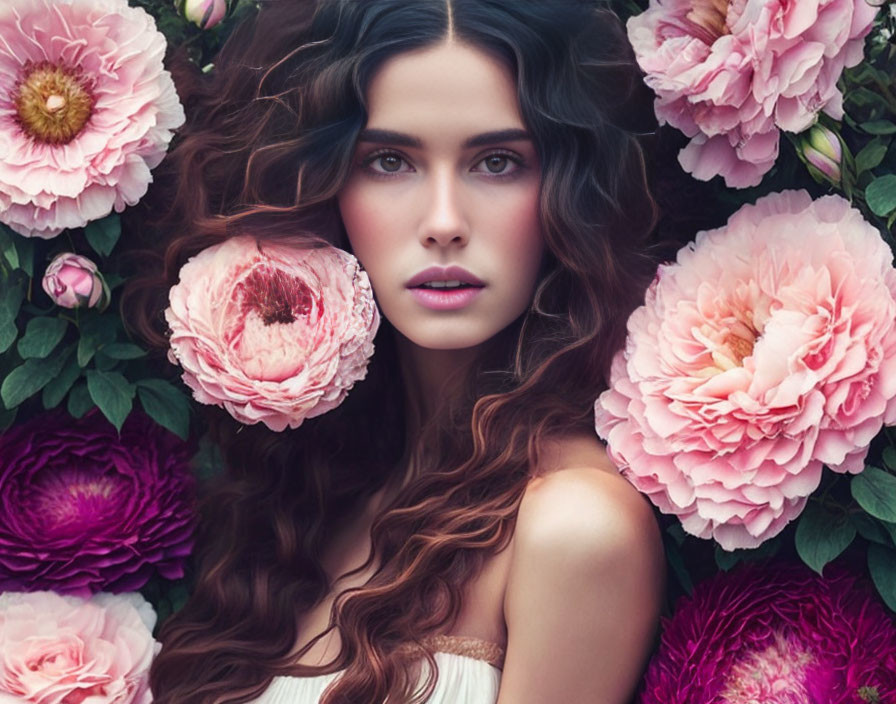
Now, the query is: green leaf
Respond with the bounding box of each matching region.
[868,543,896,612]
[795,503,856,575]
[0,278,24,354]
[855,137,890,174]
[861,120,896,135]
[852,513,894,546]
[883,521,896,547]
[884,446,896,471]
[663,536,694,595]
[17,317,68,359]
[852,466,896,522]
[714,545,741,571]
[76,316,117,367]
[137,378,190,439]
[1,345,74,408]
[99,343,148,360]
[86,369,134,432]
[191,434,225,480]
[866,175,896,217]
[0,225,18,270]
[0,406,17,431]
[67,381,93,418]
[84,214,121,257]
[42,354,82,409]
[14,238,33,278]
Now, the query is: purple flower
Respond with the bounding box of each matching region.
[0,410,196,596]
[640,561,896,703]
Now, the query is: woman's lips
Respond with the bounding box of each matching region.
[408,286,483,310]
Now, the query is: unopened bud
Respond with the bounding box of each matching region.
[800,124,843,185]
[41,252,110,310]
[181,0,227,30]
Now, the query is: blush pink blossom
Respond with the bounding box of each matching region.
[0,591,158,704]
[595,190,896,550]
[166,236,380,432]
[627,0,878,187]
[0,0,185,238]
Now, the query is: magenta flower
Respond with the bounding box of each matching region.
[0,410,196,596]
[165,237,380,432]
[595,191,896,550]
[627,0,878,187]
[640,561,896,703]
[41,252,110,309]
[0,0,185,238]
[0,591,158,704]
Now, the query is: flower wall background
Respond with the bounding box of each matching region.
[0,0,894,701]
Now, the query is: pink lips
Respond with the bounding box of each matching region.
[405,265,485,311]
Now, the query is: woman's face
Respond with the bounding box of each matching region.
[338,41,544,351]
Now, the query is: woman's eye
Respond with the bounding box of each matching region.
[376,154,404,172]
[473,153,521,176]
[363,152,410,174]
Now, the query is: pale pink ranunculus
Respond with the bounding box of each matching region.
[627,0,879,188]
[0,0,185,238]
[595,190,896,550]
[41,252,109,309]
[0,591,158,704]
[165,237,380,432]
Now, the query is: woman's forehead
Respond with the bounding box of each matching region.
[363,40,525,142]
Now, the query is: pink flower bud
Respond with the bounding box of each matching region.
[42,252,109,309]
[182,0,227,29]
[800,124,842,185]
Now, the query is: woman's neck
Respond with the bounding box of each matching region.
[396,331,479,428]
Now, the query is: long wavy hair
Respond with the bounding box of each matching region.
[123,0,659,701]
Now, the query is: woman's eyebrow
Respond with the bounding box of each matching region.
[357,128,532,148]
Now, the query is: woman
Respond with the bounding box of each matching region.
[126,0,665,701]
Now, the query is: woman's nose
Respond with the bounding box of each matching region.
[418,168,470,248]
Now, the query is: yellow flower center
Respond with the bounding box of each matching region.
[685,0,731,44]
[14,62,94,144]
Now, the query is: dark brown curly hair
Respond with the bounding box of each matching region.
[122,0,659,701]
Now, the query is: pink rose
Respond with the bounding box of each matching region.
[595,190,896,550]
[627,0,878,188]
[41,252,110,309]
[181,0,227,29]
[165,236,380,432]
[0,591,158,704]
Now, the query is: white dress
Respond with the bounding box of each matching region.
[250,636,504,704]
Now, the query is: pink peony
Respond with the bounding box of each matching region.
[627,0,878,187]
[0,591,158,704]
[41,252,110,309]
[639,561,896,702]
[166,237,380,432]
[595,190,896,550]
[0,0,185,238]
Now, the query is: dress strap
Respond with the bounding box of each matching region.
[419,634,506,670]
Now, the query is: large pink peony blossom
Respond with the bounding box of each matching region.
[0,591,158,704]
[595,190,896,550]
[166,237,380,432]
[627,0,878,187]
[0,0,185,238]
[639,561,896,702]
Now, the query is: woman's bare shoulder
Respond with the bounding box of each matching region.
[516,431,660,562]
[495,433,665,703]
